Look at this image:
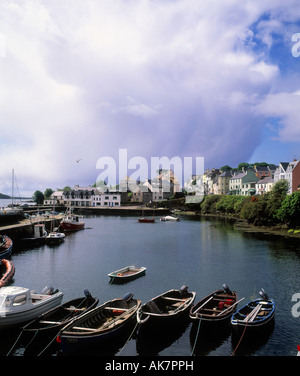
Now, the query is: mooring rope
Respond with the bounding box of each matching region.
[191,317,201,356]
[6,330,24,356]
[116,321,139,356]
[37,332,60,356]
[231,323,248,356]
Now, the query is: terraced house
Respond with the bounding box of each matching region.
[229,170,259,196]
[274,160,300,194]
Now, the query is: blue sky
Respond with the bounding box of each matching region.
[0,0,300,196]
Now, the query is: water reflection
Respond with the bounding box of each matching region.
[136,319,190,356]
[231,321,275,356]
[190,321,231,356]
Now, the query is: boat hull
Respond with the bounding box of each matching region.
[0,236,13,260]
[0,291,63,329]
[45,232,65,244]
[59,297,141,354]
[21,294,99,355]
[190,288,238,329]
[138,218,155,223]
[231,298,275,337]
[108,266,146,284]
[137,288,196,331]
[60,221,85,231]
[0,259,15,288]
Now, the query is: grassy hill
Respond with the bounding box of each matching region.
[0,193,11,199]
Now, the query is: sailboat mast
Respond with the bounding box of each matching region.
[11,169,14,206]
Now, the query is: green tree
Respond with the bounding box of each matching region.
[220,165,232,172]
[275,192,300,226]
[240,195,270,225]
[216,195,244,214]
[32,190,44,205]
[237,162,250,171]
[200,195,221,214]
[44,188,53,199]
[267,180,289,218]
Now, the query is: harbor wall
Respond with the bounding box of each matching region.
[0,217,62,241]
[0,206,170,241]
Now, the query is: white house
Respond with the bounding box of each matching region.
[44,186,121,207]
[255,176,274,195]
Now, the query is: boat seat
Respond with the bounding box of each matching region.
[72,326,98,332]
[161,297,186,302]
[104,307,129,311]
[39,320,61,325]
[201,308,222,312]
[65,307,86,311]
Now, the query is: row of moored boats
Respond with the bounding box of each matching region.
[1,283,275,356]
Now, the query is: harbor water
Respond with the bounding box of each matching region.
[1,207,300,356]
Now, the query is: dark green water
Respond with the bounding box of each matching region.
[4,214,300,356]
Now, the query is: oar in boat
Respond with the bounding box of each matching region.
[193,296,214,314]
[243,303,262,322]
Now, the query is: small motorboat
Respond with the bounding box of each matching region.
[0,235,13,260]
[160,215,180,222]
[0,259,15,288]
[108,266,146,284]
[57,293,141,355]
[138,218,155,223]
[190,284,240,328]
[0,285,63,329]
[45,231,65,244]
[19,290,99,355]
[231,289,275,337]
[137,286,196,329]
[60,212,85,231]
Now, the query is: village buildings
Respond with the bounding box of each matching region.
[44,160,300,207]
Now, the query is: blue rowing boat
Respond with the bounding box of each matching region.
[231,289,275,336]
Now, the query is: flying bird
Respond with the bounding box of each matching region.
[76,159,83,163]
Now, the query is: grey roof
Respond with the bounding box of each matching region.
[231,172,246,180]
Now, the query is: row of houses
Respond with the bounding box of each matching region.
[44,160,300,207]
[44,170,181,207]
[193,160,300,197]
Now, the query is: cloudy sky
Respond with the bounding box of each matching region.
[1,0,300,196]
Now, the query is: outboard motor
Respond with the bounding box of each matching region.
[84,289,92,298]
[179,285,189,298]
[259,288,269,301]
[223,284,233,295]
[123,292,134,303]
[42,286,54,295]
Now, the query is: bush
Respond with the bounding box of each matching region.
[216,195,246,214]
[275,192,300,226]
[200,195,222,214]
[239,196,270,225]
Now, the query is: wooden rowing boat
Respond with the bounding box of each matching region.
[108,265,146,284]
[57,293,141,355]
[189,284,239,328]
[137,286,196,329]
[231,289,275,337]
[11,290,98,356]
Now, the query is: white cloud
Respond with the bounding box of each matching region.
[255,91,300,142]
[0,0,299,194]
